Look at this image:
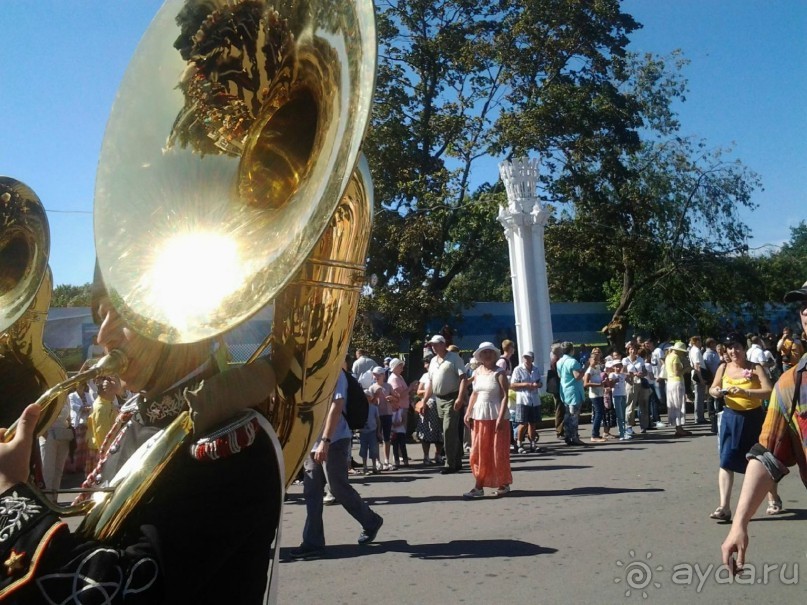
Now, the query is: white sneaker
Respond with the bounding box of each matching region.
[463,487,484,499]
[492,485,511,497]
[655,421,666,428]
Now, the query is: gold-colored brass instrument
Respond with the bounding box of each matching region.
[1,178,128,515]
[73,0,376,540]
[0,177,69,436]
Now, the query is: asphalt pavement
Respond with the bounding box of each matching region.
[277,423,806,604]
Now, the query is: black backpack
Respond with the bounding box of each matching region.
[342,369,369,430]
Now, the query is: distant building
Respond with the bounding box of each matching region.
[44,305,274,367]
[427,302,613,353]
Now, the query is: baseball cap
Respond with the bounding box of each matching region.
[783,280,807,303]
[428,335,446,344]
[371,366,386,375]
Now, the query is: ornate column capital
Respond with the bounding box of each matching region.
[499,157,542,215]
[531,206,551,228]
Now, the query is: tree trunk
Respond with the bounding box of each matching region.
[603,260,635,353]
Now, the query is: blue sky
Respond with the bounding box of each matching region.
[1,0,804,287]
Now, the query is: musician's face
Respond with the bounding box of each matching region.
[95,297,165,391]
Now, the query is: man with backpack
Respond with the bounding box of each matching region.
[290,357,384,559]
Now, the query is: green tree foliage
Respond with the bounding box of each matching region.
[751,221,807,304]
[543,51,762,349]
[362,0,641,357]
[51,283,92,307]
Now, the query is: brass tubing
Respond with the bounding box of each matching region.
[2,350,128,443]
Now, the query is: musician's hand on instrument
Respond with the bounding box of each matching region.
[0,403,41,493]
[187,361,277,436]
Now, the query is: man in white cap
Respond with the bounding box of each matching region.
[422,335,468,474]
[510,351,543,453]
[722,280,807,574]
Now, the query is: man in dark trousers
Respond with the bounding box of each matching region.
[290,357,384,559]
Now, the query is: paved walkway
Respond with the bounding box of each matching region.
[277,423,806,604]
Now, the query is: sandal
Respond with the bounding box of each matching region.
[709,507,731,521]
[766,498,784,515]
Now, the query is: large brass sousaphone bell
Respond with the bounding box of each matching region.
[95,0,376,345]
[4,0,377,539]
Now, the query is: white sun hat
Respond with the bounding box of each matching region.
[473,341,499,361]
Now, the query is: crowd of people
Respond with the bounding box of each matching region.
[338,316,805,513]
[322,283,807,574]
[21,283,807,581]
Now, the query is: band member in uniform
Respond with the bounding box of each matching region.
[0,289,283,604]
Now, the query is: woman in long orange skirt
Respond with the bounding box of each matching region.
[463,341,512,498]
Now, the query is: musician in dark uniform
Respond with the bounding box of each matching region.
[0,292,283,604]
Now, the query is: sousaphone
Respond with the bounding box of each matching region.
[5,0,377,539]
[0,178,69,436]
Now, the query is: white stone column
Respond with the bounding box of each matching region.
[498,157,554,380]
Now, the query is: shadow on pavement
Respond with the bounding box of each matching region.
[280,538,557,562]
[360,485,664,506]
[507,486,665,498]
[508,464,593,472]
[750,507,807,522]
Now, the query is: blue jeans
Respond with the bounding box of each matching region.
[653,382,666,421]
[648,386,660,423]
[564,404,581,441]
[590,396,604,438]
[613,395,627,437]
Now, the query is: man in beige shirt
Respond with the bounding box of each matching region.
[422,335,468,474]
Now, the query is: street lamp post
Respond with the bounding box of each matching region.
[498,157,554,378]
